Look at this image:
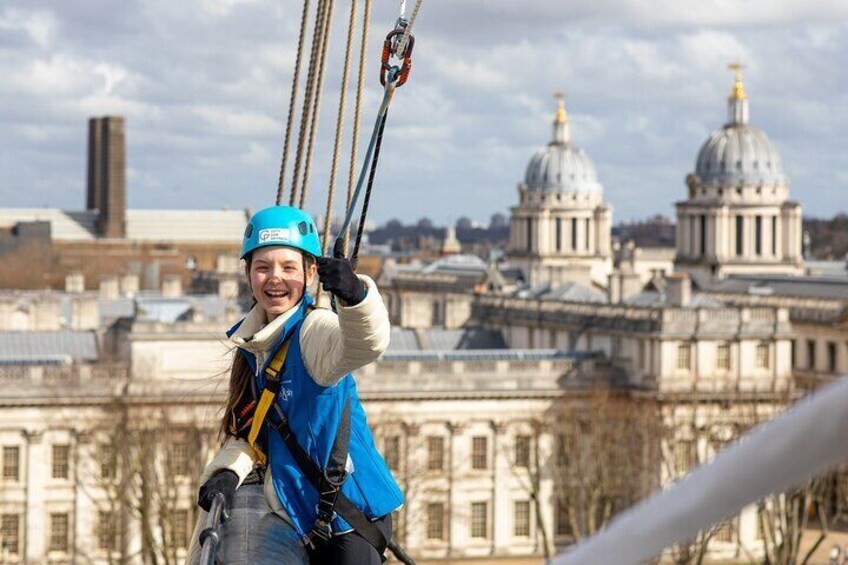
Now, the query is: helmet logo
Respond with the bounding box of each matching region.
[258,228,292,243]
[298,221,308,235]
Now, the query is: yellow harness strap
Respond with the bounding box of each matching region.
[247,339,291,460]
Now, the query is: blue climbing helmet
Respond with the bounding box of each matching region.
[241,205,323,259]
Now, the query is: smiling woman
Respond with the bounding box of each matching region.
[248,246,317,320]
[186,205,402,565]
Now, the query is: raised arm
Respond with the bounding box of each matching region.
[300,275,391,386]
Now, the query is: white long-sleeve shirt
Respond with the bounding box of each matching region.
[198,274,390,489]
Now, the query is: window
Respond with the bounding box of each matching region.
[384,436,400,471]
[674,439,696,474]
[735,215,743,256]
[173,509,189,550]
[52,445,70,480]
[556,499,571,537]
[470,502,488,539]
[2,446,19,481]
[555,218,562,252]
[771,216,777,255]
[756,342,770,369]
[585,218,590,251]
[716,343,730,371]
[807,340,816,370]
[97,511,118,552]
[471,437,487,470]
[526,218,533,251]
[430,301,444,326]
[677,343,691,371]
[828,342,837,373]
[515,435,531,468]
[514,501,531,537]
[571,218,577,251]
[791,339,796,368]
[0,514,19,555]
[49,513,69,552]
[427,436,444,472]
[699,214,707,256]
[100,444,116,480]
[755,215,763,256]
[426,503,445,540]
[171,442,190,477]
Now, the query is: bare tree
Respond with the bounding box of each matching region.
[78,400,212,565]
[549,390,664,543]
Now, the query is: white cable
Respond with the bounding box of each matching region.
[554,376,848,565]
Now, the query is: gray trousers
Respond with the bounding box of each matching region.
[185,484,309,565]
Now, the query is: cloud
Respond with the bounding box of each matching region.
[0,7,57,49]
[0,0,846,223]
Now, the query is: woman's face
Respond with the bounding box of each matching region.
[248,246,316,321]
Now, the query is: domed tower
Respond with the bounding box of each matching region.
[508,95,613,288]
[674,64,803,284]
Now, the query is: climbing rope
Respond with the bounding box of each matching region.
[342,0,371,256]
[275,0,311,205]
[321,0,358,255]
[299,0,335,208]
[333,7,418,263]
[395,0,423,58]
[273,0,423,267]
[289,0,329,206]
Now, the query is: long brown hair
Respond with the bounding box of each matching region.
[217,250,317,442]
[219,347,254,442]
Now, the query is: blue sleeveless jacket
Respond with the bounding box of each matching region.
[227,296,404,537]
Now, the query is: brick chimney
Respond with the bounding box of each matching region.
[87,116,126,238]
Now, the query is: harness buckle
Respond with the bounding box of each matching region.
[310,517,335,542]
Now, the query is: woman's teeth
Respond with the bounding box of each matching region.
[265,290,287,298]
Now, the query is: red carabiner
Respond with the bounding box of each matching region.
[380,29,415,87]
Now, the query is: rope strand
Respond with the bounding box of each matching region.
[276,0,311,205]
[321,0,357,255]
[344,0,370,255]
[299,0,336,209]
[395,0,422,57]
[351,109,389,268]
[290,0,327,205]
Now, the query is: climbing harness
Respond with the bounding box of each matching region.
[244,339,292,465]
[240,335,415,564]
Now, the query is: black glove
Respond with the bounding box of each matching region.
[198,470,238,513]
[316,247,366,306]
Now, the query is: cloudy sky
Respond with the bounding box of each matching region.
[1,0,846,226]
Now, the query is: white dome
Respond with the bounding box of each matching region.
[523,100,603,194]
[695,124,786,185]
[693,76,787,186]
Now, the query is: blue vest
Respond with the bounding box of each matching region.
[227,296,404,537]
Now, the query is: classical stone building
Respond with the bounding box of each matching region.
[507,96,613,288]
[0,288,610,564]
[674,70,804,285]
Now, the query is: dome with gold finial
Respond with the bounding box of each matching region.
[693,65,787,186]
[523,96,603,194]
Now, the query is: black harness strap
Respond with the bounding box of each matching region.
[271,402,390,556]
